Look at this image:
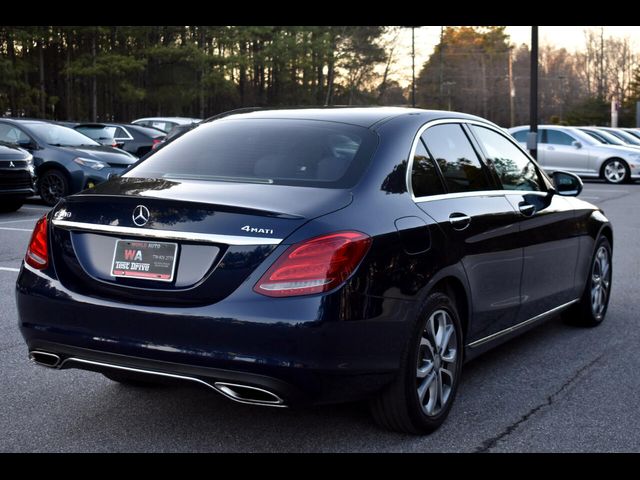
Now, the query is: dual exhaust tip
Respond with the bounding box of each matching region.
[28,350,285,407]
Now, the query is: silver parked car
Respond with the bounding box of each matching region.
[509,125,640,184]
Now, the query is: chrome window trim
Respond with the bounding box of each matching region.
[406,118,548,203]
[51,219,283,246]
[467,298,579,349]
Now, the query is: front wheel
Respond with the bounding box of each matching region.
[38,169,69,206]
[602,159,630,184]
[564,236,612,327]
[370,291,463,434]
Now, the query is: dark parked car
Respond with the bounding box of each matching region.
[0,119,138,205]
[17,108,613,434]
[0,143,36,212]
[56,122,119,147]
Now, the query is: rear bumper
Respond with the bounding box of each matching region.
[16,264,414,405]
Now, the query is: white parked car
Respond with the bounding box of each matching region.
[509,125,640,184]
[131,117,202,134]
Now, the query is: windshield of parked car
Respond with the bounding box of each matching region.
[26,123,101,147]
[607,129,640,146]
[580,129,625,145]
[125,118,378,188]
[76,126,117,141]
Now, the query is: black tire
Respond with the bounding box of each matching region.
[38,169,69,206]
[103,370,163,387]
[0,200,24,213]
[601,159,630,184]
[564,236,612,327]
[370,291,463,434]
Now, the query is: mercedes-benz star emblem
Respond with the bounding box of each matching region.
[9,161,15,168]
[132,205,150,227]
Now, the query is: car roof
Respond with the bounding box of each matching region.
[132,117,201,123]
[208,107,491,129]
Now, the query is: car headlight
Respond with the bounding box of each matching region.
[73,157,107,170]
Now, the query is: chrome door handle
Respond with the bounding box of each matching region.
[449,213,471,230]
[519,203,536,216]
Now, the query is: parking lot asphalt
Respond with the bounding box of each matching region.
[1,182,639,452]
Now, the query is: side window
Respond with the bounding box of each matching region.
[421,123,491,193]
[411,140,445,197]
[545,129,575,146]
[511,130,528,143]
[0,124,29,144]
[113,126,129,139]
[471,125,543,192]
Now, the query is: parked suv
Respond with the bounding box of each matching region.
[0,142,36,212]
[0,119,138,205]
[509,125,640,183]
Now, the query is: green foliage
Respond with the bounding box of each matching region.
[565,98,610,126]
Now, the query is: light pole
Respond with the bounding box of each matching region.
[529,26,538,160]
[412,26,416,107]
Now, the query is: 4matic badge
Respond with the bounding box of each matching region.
[241,225,274,235]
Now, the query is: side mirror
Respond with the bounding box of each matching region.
[17,139,35,150]
[572,140,582,149]
[552,171,583,197]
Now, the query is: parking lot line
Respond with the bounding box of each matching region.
[0,218,39,225]
[0,227,32,232]
[20,206,50,211]
[0,267,19,272]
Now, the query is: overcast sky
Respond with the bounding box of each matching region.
[391,26,640,87]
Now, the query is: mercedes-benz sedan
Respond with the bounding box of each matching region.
[17,108,613,433]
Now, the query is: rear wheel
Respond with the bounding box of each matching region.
[370,291,463,434]
[39,169,69,206]
[564,236,612,327]
[0,200,24,212]
[602,159,630,184]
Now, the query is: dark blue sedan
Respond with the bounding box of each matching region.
[16,108,613,433]
[0,119,138,205]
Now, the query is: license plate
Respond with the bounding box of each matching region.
[111,240,178,282]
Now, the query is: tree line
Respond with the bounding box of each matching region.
[2,26,640,127]
[0,26,391,122]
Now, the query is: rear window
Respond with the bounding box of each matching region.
[125,119,378,188]
[76,126,116,140]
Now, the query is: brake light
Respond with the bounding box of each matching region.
[254,231,371,297]
[25,216,48,269]
[152,138,162,149]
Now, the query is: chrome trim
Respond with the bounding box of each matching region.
[59,357,287,408]
[406,118,549,203]
[51,219,283,246]
[214,382,285,406]
[467,298,580,348]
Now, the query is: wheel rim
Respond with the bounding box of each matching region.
[416,309,458,417]
[604,160,626,183]
[591,245,611,319]
[40,173,65,204]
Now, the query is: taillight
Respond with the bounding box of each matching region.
[254,231,372,297]
[25,216,48,270]
[151,138,162,149]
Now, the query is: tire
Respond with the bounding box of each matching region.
[564,236,612,327]
[0,200,24,213]
[103,370,163,387]
[602,159,630,184]
[370,291,463,434]
[38,169,69,206]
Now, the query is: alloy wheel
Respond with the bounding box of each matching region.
[603,160,627,183]
[416,309,458,417]
[591,245,611,320]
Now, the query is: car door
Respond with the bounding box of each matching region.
[540,128,591,174]
[469,124,581,324]
[414,122,523,342]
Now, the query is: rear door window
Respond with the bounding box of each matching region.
[421,123,492,193]
[411,140,445,197]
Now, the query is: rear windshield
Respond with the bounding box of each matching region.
[125,118,378,188]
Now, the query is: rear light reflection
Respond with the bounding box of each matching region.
[25,216,49,270]
[254,231,371,297]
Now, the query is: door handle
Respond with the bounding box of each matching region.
[449,213,471,230]
[547,146,555,151]
[518,203,536,217]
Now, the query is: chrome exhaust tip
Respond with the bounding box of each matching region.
[29,351,61,368]
[214,382,285,406]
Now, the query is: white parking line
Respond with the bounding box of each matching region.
[0,218,39,225]
[20,206,50,211]
[584,189,629,193]
[0,267,19,272]
[0,226,32,232]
